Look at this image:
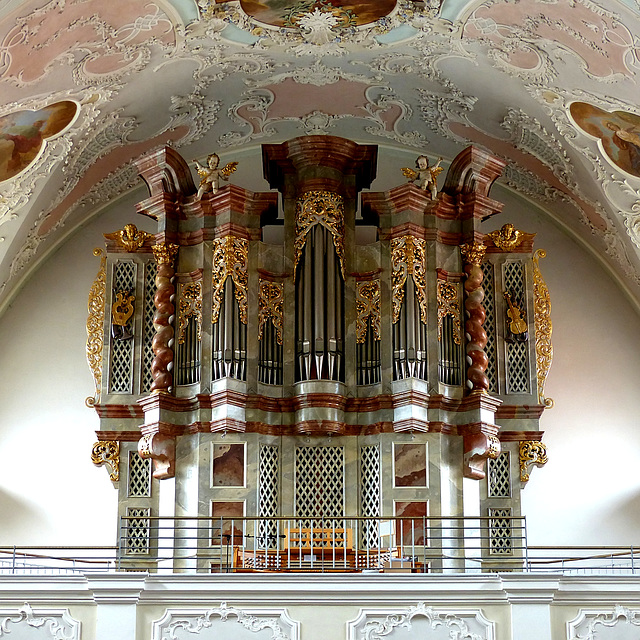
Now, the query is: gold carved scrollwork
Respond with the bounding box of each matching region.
[391,235,428,324]
[85,248,106,408]
[519,440,548,483]
[152,242,179,266]
[437,280,461,344]
[91,440,120,482]
[258,280,284,345]
[104,223,152,252]
[355,280,381,344]
[460,241,487,266]
[487,435,501,459]
[486,223,525,251]
[294,191,345,280]
[177,282,203,344]
[533,249,554,408]
[211,235,248,324]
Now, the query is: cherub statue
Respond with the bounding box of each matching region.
[402,155,444,199]
[195,153,238,199]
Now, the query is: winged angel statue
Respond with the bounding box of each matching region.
[195,153,238,198]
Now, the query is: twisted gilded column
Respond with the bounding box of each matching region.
[460,241,488,392]
[151,241,179,393]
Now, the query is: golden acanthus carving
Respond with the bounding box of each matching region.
[519,440,548,483]
[355,280,381,343]
[152,241,179,266]
[85,248,106,408]
[294,191,345,280]
[436,280,461,344]
[112,290,135,326]
[211,235,248,324]
[533,249,554,408]
[104,223,153,252]
[486,223,525,251]
[257,280,284,345]
[391,235,428,324]
[91,440,120,482]
[460,241,487,266]
[177,281,203,344]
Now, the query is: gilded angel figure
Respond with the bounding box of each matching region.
[195,153,238,198]
[402,155,443,199]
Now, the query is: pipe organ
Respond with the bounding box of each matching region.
[88,137,552,570]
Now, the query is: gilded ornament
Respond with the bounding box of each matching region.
[533,249,554,408]
[85,248,106,408]
[294,191,345,280]
[487,435,501,459]
[258,280,284,345]
[111,289,135,341]
[391,235,428,324]
[519,440,548,483]
[91,440,120,482]
[152,242,179,266]
[460,241,486,266]
[355,280,381,344]
[104,223,152,252]
[436,280,461,344]
[487,223,525,251]
[177,282,203,344]
[211,235,249,325]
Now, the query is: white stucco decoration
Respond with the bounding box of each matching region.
[151,602,299,640]
[568,605,640,639]
[0,603,80,639]
[347,602,495,640]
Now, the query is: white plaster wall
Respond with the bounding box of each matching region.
[1,181,639,548]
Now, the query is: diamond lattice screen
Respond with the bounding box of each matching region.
[141,261,157,393]
[128,451,151,498]
[482,262,497,392]
[109,261,137,393]
[488,507,513,556]
[125,507,150,555]
[258,445,279,547]
[360,445,381,548]
[295,446,344,526]
[487,452,511,498]
[503,261,530,394]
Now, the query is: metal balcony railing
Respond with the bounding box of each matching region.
[1,516,638,575]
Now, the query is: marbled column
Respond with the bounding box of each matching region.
[460,242,488,393]
[151,242,179,394]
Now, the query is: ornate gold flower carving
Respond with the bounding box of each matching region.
[177,281,203,344]
[533,249,554,408]
[258,280,284,345]
[519,440,548,483]
[91,440,120,482]
[355,280,381,343]
[391,235,427,324]
[436,280,461,344]
[85,248,106,408]
[152,241,179,265]
[212,235,248,324]
[460,241,487,266]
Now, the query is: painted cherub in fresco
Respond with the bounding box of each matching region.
[605,121,640,176]
[402,155,444,199]
[195,153,238,199]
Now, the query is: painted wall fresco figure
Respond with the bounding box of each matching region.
[0,101,77,182]
[570,102,640,179]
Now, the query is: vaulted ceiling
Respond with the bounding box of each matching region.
[1,0,639,314]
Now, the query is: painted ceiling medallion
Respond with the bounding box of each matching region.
[0,101,77,183]
[232,0,396,28]
[570,102,640,179]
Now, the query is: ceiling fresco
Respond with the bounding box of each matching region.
[0,0,639,313]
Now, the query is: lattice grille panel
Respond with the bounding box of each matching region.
[258,445,279,547]
[360,445,381,548]
[488,452,511,498]
[295,446,344,526]
[503,261,530,394]
[482,262,497,392]
[128,451,151,498]
[125,507,150,555]
[141,262,156,393]
[488,507,513,556]
[109,261,137,393]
